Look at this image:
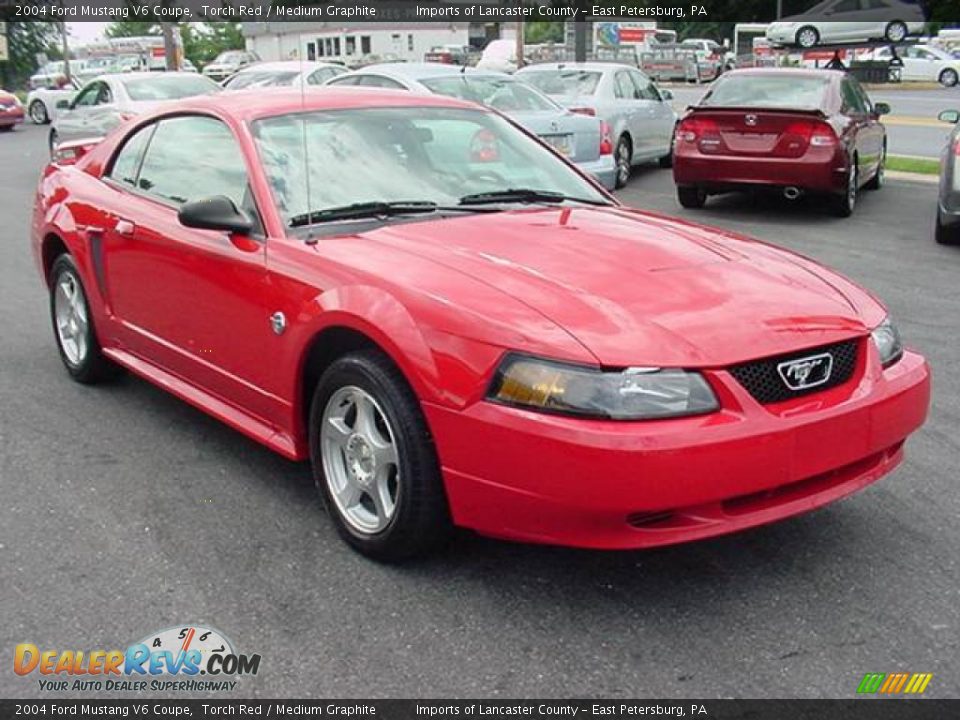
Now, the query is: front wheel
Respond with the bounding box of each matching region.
[614,136,632,189]
[30,100,49,124]
[677,186,706,209]
[796,26,820,48]
[309,349,452,562]
[936,209,960,245]
[49,254,120,384]
[884,21,908,44]
[939,69,959,88]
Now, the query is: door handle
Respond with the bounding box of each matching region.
[115,219,135,236]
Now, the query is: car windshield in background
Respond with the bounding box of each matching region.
[702,75,830,109]
[251,106,608,228]
[122,75,221,101]
[419,76,557,112]
[519,70,602,97]
[227,71,300,89]
[215,52,245,64]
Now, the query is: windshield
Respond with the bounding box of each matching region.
[122,75,221,101]
[701,75,829,109]
[215,52,245,64]
[419,76,557,112]
[252,107,608,228]
[519,70,602,97]
[226,71,300,89]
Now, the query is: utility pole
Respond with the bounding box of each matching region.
[162,23,181,71]
[514,5,525,69]
[776,0,783,19]
[59,21,71,82]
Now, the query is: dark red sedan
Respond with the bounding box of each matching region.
[673,68,889,217]
[32,90,929,561]
[0,89,25,131]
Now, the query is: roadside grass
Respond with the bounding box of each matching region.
[888,155,940,176]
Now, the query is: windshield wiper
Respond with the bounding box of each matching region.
[458,188,610,207]
[289,201,440,227]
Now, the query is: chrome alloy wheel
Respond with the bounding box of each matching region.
[54,271,89,366]
[320,386,400,535]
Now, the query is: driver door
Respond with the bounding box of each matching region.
[56,81,101,143]
[98,115,281,426]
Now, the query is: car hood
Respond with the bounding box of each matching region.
[0,91,17,104]
[364,207,883,367]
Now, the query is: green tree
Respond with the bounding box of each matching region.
[0,21,60,90]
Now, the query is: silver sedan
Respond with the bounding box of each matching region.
[516,63,677,188]
[50,73,220,155]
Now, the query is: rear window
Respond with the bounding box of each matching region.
[519,70,602,97]
[122,75,220,101]
[420,76,556,112]
[701,75,830,110]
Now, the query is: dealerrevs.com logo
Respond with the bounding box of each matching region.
[14,625,261,693]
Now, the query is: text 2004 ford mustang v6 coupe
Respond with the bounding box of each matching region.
[32,90,930,561]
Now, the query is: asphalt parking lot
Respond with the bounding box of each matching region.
[1,122,958,699]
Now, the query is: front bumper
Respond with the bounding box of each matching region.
[424,346,930,549]
[765,27,796,45]
[574,155,617,190]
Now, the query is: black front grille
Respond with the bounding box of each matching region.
[728,340,859,404]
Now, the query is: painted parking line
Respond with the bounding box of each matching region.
[883,116,949,128]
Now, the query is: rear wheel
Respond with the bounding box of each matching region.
[939,69,959,88]
[936,209,960,245]
[884,22,908,44]
[614,135,632,188]
[29,100,49,124]
[309,349,452,562]
[677,186,706,209]
[796,26,820,48]
[832,162,858,218]
[0,125,12,133]
[49,254,120,384]
[658,132,675,169]
[48,129,58,158]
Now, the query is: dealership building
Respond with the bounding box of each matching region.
[241,21,517,64]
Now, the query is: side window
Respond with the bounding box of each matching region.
[630,71,660,101]
[73,83,100,108]
[359,75,405,89]
[850,78,872,114]
[136,116,248,208]
[841,80,866,114]
[108,124,156,187]
[307,68,338,85]
[326,76,361,87]
[614,72,633,100]
[97,83,113,105]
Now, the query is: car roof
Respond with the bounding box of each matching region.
[355,62,512,81]
[518,62,633,73]
[722,67,846,80]
[139,87,487,123]
[234,61,341,73]
[92,71,200,83]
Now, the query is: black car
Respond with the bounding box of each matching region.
[938,109,960,246]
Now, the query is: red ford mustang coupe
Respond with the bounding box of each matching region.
[673,68,889,217]
[32,90,929,560]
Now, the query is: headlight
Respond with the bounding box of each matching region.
[871,318,903,368]
[487,354,719,420]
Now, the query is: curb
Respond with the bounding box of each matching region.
[886,170,939,184]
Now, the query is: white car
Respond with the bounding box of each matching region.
[221,61,347,90]
[766,0,927,49]
[476,39,520,74]
[202,51,261,82]
[25,77,82,125]
[871,44,960,86]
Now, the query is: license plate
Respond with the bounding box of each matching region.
[542,134,572,156]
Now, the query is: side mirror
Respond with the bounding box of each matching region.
[939,109,960,125]
[56,100,70,110]
[659,88,674,101]
[178,195,253,235]
[874,102,891,116]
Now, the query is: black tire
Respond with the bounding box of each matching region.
[884,21,908,44]
[30,100,49,125]
[831,162,858,218]
[939,69,959,88]
[0,125,13,133]
[658,133,675,169]
[309,349,452,562]
[796,26,820,49]
[614,135,632,189]
[865,145,885,191]
[677,186,706,209]
[48,129,58,158]
[936,209,960,246]
[48,254,121,384]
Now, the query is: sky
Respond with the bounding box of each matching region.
[67,22,110,46]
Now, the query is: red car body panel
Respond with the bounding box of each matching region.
[0,90,25,128]
[673,69,886,195]
[31,90,930,550]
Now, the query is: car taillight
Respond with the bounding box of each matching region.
[569,107,596,117]
[599,121,613,155]
[783,121,836,147]
[677,117,718,143]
